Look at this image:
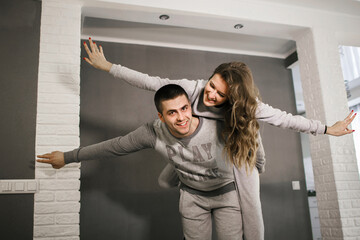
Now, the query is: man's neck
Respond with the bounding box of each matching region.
[187,116,200,137]
[168,115,200,139]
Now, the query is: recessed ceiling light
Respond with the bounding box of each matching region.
[159,15,170,20]
[234,24,244,29]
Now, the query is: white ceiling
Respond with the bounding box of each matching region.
[82,17,297,59]
[81,0,360,59]
[259,0,360,16]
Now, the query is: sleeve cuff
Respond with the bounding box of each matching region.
[109,64,118,76]
[64,149,80,164]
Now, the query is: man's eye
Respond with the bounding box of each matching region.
[182,106,188,111]
[168,112,175,115]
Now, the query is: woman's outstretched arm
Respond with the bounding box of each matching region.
[256,101,356,136]
[82,38,200,97]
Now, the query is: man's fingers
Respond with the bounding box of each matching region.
[36,159,51,164]
[37,153,51,158]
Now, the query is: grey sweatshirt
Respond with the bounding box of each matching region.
[65,117,240,191]
[109,64,326,134]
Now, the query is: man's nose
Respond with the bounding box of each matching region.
[177,112,185,121]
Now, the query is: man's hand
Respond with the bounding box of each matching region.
[326,111,356,136]
[37,151,65,169]
[83,37,113,72]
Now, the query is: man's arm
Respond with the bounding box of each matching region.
[37,123,157,169]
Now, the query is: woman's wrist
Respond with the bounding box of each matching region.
[103,61,113,72]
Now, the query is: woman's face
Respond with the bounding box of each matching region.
[203,73,229,107]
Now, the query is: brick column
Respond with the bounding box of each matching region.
[296,28,360,240]
[34,0,82,239]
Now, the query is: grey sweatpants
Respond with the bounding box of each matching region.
[158,164,264,240]
[179,188,242,240]
[233,166,264,240]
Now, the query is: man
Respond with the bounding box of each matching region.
[38,84,265,240]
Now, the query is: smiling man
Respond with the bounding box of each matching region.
[37,84,265,240]
[156,92,198,138]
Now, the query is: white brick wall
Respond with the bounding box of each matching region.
[34,0,82,239]
[296,28,360,240]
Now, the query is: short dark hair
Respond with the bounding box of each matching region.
[154,84,189,113]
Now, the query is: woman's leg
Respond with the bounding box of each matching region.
[233,166,264,240]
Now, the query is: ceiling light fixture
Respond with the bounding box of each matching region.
[234,24,244,29]
[159,14,170,20]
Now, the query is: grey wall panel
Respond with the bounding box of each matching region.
[0,1,40,239]
[80,41,312,240]
[0,195,35,239]
[0,0,40,179]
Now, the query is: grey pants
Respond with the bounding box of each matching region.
[179,188,243,240]
[233,166,264,240]
[158,164,264,240]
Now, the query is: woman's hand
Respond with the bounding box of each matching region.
[326,110,356,136]
[37,151,65,169]
[83,37,113,72]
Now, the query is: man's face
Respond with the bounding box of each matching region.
[158,94,193,138]
[203,73,229,107]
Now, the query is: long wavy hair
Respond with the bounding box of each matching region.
[213,62,261,172]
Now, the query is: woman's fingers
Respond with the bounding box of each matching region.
[83,57,93,66]
[93,41,99,53]
[344,110,356,124]
[348,112,357,124]
[99,45,104,55]
[83,41,92,58]
[88,37,95,53]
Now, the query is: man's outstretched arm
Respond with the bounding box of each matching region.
[37,123,157,169]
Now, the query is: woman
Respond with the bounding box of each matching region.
[82,38,355,240]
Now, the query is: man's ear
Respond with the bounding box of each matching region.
[158,112,165,123]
